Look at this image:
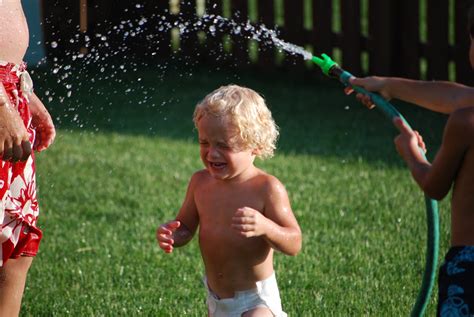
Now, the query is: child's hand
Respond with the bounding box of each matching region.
[231,207,268,238]
[345,76,391,109]
[0,103,32,161]
[156,220,181,253]
[393,117,427,159]
[29,94,56,152]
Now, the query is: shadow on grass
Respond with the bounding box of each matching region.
[32,60,447,166]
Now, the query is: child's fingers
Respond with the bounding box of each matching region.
[235,207,249,216]
[415,131,427,153]
[156,221,179,238]
[159,242,173,253]
[232,215,254,225]
[157,221,180,235]
[157,231,175,252]
[344,86,354,95]
[168,220,181,230]
[355,94,375,109]
[349,77,361,86]
[157,226,172,236]
[157,233,174,244]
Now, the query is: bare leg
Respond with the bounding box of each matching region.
[242,306,274,317]
[0,256,33,317]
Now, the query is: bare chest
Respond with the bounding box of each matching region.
[452,147,474,211]
[196,184,264,222]
[195,184,265,243]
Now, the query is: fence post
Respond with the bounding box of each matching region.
[152,1,172,59]
[86,0,113,57]
[257,0,275,69]
[397,0,420,79]
[312,0,333,59]
[204,1,224,63]
[283,0,305,70]
[426,0,450,80]
[368,0,398,76]
[230,0,249,65]
[340,0,362,75]
[179,1,199,58]
[455,0,472,85]
[42,0,81,61]
[79,0,88,54]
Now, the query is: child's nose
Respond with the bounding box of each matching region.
[207,146,220,159]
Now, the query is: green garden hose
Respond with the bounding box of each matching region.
[312,53,440,317]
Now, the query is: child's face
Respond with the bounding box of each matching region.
[197,114,256,181]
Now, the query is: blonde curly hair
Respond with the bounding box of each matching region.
[193,85,279,159]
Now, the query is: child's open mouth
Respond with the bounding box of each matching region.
[210,162,226,169]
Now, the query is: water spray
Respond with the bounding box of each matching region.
[312,53,439,317]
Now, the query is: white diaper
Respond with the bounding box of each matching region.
[203,272,287,317]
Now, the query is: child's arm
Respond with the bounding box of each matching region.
[156,173,200,253]
[393,109,471,200]
[231,176,302,256]
[348,77,474,114]
[28,93,55,152]
[0,83,31,161]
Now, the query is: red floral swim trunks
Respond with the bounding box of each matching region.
[0,61,41,266]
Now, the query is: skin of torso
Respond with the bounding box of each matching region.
[0,0,29,64]
[450,109,474,246]
[194,168,275,298]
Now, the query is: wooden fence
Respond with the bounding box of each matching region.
[41,0,473,84]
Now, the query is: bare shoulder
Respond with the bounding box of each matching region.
[190,169,212,185]
[455,85,474,108]
[255,172,288,197]
[448,107,474,139]
[451,106,474,120]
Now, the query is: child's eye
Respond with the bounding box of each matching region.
[199,141,208,145]
[218,143,230,149]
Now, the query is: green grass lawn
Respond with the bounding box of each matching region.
[22,62,451,316]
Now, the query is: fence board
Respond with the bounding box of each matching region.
[368,0,397,76]
[257,0,275,68]
[455,0,472,85]
[204,0,224,62]
[397,0,420,79]
[42,0,81,60]
[230,0,249,64]
[312,0,332,57]
[283,0,305,69]
[87,0,116,57]
[340,0,362,74]
[179,1,199,57]
[426,0,449,80]
[143,1,171,59]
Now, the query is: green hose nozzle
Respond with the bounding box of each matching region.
[311,54,338,76]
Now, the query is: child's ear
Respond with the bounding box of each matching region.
[251,148,261,156]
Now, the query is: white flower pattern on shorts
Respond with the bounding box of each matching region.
[0,60,39,266]
[5,157,38,224]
